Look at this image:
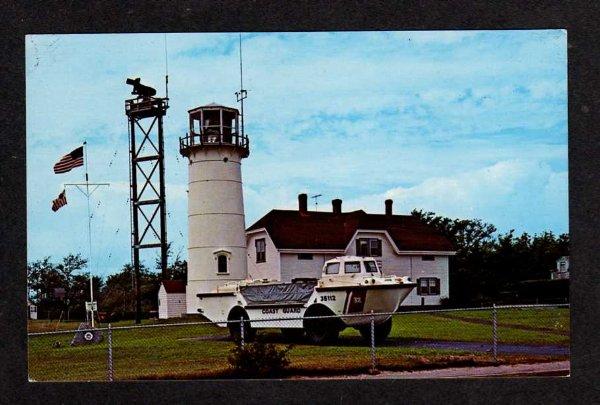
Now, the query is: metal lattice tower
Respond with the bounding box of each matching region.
[125,92,169,323]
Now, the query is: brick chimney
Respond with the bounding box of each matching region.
[332,199,342,214]
[298,193,308,213]
[385,199,393,216]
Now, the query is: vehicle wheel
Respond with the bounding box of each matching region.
[280,328,305,341]
[303,304,343,345]
[359,317,392,345]
[305,321,340,345]
[228,308,256,343]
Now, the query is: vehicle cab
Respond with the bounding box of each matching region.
[318,256,393,288]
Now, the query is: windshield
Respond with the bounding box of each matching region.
[325,262,340,274]
[364,261,378,273]
[344,262,361,274]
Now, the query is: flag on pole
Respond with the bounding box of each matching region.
[52,190,67,212]
[53,146,84,174]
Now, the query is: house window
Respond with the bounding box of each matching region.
[217,255,228,273]
[345,261,361,274]
[417,277,440,295]
[356,238,382,257]
[298,253,313,260]
[421,255,435,261]
[325,262,339,274]
[255,238,266,263]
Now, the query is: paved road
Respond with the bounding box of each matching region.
[401,340,569,356]
[297,361,570,379]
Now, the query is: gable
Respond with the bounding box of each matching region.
[246,210,454,253]
[161,280,186,294]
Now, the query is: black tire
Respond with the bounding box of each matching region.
[303,305,342,345]
[228,307,256,343]
[280,328,305,341]
[358,317,393,345]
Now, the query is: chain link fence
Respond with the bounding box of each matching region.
[28,304,569,381]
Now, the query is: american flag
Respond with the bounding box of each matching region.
[52,190,67,212]
[53,146,84,174]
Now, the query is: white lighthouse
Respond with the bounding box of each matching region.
[179,103,250,314]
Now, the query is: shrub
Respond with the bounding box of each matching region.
[227,340,292,377]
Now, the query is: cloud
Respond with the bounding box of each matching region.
[340,160,568,235]
[26,31,568,276]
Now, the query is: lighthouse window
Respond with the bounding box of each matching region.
[255,238,266,263]
[217,255,228,274]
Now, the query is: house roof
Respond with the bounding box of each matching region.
[161,280,186,294]
[246,210,454,252]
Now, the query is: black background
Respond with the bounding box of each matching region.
[1,1,599,403]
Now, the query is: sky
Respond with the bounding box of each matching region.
[26,30,568,277]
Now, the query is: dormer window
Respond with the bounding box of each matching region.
[356,238,382,257]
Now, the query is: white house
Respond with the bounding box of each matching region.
[246,194,455,306]
[158,280,187,319]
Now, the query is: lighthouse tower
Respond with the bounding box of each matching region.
[179,103,250,314]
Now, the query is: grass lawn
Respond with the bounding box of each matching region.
[443,307,570,331]
[398,307,570,345]
[389,310,569,346]
[28,308,570,381]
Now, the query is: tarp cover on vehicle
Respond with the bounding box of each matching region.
[240,280,317,304]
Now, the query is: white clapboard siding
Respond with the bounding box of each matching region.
[158,284,187,319]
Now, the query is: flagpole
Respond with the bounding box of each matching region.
[84,140,95,328]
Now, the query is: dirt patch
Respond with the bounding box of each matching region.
[400,339,569,356]
[177,334,230,342]
[131,354,563,380]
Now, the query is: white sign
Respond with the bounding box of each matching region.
[85,301,98,311]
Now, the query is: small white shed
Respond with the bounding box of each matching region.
[158,280,187,319]
[28,300,38,320]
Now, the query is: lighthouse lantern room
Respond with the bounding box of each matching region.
[179,103,250,314]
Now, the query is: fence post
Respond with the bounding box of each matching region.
[240,316,245,347]
[107,323,114,382]
[492,304,498,363]
[369,310,377,374]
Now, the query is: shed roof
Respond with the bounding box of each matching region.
[161,280,186,294]
[246,210,454,252]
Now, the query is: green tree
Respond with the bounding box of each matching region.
[27,254,99,319]
[410,209,569,305]
[154,242,188,280]
[100,262,161,320]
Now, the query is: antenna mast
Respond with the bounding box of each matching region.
[235,33,247,136]
[311,194,322,211]
[164,33,169,100]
